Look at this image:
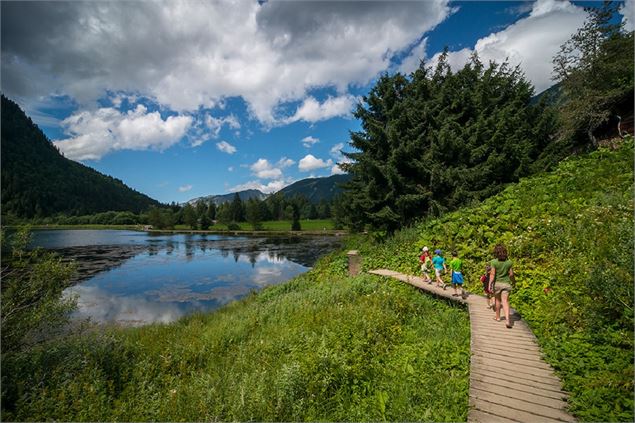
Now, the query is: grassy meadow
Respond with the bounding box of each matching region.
[2,256,470,421]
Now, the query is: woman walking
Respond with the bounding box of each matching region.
[489,244,515,328]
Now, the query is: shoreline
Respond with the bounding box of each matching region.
[4,224,348,236]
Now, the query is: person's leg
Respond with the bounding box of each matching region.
[494,292,502,320]
[501,291,512,327]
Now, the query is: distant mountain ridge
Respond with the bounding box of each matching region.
[187,174,351,206]
[1,95,160,218]
[186,189,268,206]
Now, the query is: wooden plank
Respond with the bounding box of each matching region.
[470,366,564,391]
[471,351,555,372]
[471,388,574,421]
[470,379,569,410]
[469,398,565,423]
[471,371,568,398]
[468,408,522,423]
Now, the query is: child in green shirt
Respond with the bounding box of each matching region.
[449,251,465,298]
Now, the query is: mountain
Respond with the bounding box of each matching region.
[187,189,267,206]
[277,174,351,203]
[530,82,564,106]
[1,95,160,218]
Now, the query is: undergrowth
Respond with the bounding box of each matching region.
[2,252,470,421]
[355,138,634,422]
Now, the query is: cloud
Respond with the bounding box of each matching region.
[398,38,428,75]
[330,164,346,175]
[298,154,333,172]
[622,0,635,32]
[178,184,193,192]
[52,104,192,161]
[205,113,241,138]
[276,157,295,168]
[1,0,452,124]
[330,141,353,162]
[301,136,319,148]
[216,140,237,154]
[284,95,359,124]
[250,158,282,179]
[228,166,234,172]
[428,0,587,92]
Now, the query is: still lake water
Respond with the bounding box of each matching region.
[31,230,342,326]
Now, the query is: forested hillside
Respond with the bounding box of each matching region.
[1,96,160,218]
[277,174,350,203]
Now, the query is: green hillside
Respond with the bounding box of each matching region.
[2,140,632,422]
[355,139,634,421]
[1,96,160,218]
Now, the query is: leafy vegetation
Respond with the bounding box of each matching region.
[351,139,634,422]
[1,247,470,421]
[0,96,160,219]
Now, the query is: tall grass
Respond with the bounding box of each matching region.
[2,254,470,421]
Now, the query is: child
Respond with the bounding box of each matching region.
[432,249,447,289]
[480,264,494,309]
[419,246,433,284]
[449,251,464,297]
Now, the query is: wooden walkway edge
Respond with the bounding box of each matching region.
[368,269,576,423]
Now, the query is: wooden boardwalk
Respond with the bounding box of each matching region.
[368,269,576,423]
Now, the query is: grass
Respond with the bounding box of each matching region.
[2,255,470,421]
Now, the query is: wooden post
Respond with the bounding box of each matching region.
[347,250,361,276]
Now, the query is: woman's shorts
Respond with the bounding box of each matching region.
[421,264,430,274]
[434,269,443,278]
[493,282,512,294]
[452,271,464,285]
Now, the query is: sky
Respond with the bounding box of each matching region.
[2,0,633,204]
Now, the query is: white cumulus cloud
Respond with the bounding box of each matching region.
[276,157,295,168]
[53,104,192,161]
[178,184,192,192]
[284,95,359,124]
[216,140,237,154]
[428,0,587,93]
[298,154,332,172]
[250,158,282,179]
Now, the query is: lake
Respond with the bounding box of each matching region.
[30,230,342,326]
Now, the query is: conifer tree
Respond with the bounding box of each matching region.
[342,53,556,232]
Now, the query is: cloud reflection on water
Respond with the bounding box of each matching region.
[47,232,341,326]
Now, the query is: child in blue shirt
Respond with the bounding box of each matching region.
[432,249,447,290]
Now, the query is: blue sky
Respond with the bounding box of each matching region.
[2,0,631,204]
